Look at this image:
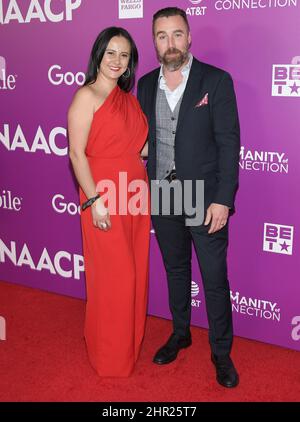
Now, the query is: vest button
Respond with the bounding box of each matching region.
[172,130,176,134]
[171,117,175,121]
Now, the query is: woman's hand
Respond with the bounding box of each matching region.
[91,198,111,231]
[140,141,148,158]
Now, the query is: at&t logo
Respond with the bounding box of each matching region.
[186,0,207,16]
[191,280,201,308]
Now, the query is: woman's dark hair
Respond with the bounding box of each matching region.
[152,7,190,35]
[84,27,138,92]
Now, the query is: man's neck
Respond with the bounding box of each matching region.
[162,56,190,90]
[163,56,189,79]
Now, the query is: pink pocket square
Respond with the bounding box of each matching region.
[195,93,208,107]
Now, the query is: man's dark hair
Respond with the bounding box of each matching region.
[152,7,190,35]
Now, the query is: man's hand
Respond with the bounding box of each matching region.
[204,203,229,234]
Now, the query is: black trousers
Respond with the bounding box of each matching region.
[152,212,233,356]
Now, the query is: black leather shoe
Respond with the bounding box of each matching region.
[211,354,239,388]
[153,334,192,365]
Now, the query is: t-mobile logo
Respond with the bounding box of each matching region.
[0,56,17,90]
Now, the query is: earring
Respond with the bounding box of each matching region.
[122,68,130,79]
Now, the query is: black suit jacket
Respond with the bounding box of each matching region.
[137,57,240,210]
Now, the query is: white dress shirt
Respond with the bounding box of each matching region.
[158,53,193,112]
[158,54,193,170]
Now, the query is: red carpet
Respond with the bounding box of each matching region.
[0,280,299,402]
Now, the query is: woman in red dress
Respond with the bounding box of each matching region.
[68,27,149,377]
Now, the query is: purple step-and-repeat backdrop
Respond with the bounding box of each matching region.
[0,0,299,351]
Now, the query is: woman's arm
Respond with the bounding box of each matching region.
[140,141,148,158]
[68,88,111,229]
[68,88,97,199]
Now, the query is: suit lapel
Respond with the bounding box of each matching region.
[176,58,205,131]
[148,68,159,147]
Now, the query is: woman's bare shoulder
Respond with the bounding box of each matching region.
[68,85,99,118]
[73,85,96,105]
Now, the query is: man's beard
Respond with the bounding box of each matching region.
[158,47,189,71]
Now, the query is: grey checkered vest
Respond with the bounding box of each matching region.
[155,87,183,181]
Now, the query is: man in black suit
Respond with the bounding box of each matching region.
[137,7,240,388]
